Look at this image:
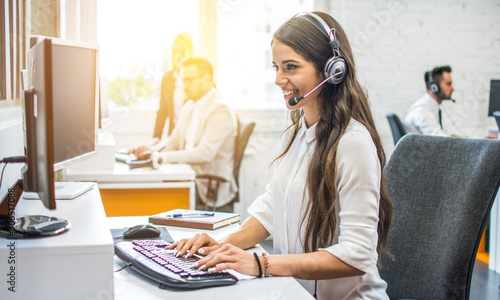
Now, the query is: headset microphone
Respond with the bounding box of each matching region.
[288,73,338,106]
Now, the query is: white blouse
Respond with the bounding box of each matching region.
[248,118,389,300]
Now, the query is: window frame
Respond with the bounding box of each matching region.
[0,0,29,104]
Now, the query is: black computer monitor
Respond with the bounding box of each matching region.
[0,37,99,238]
[23,37,99,200]
[22,39,56,210]
[49,38,99,170]
[488,79,500,117]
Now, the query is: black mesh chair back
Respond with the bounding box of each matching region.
[386,113,407,145]
[381,134,500,299]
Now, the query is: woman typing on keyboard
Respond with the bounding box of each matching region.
[169,11,394,300]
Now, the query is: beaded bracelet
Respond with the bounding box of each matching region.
[262,252,270,277]
[253,252,263,278]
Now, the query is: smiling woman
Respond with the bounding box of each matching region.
[166,11,394,300]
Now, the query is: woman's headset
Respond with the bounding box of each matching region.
[295,12,347,85]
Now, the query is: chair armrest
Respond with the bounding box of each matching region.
[196,175,228,204]
[196,174,228,183]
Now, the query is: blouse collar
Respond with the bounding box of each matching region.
[299,117,317,144]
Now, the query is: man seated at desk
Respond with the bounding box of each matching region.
[403,65,455,136]
[403,65,497,139]
[129,57,237,212]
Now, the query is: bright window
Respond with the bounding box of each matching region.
[96,0,314,109]
[217,1,314,109]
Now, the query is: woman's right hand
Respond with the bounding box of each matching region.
[127,146,151,159]
[167,233,222,258]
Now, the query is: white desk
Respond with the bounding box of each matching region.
[107,216,314,300]
[0,184,114,299]
[67,163,196,216]
[68,162,195,183]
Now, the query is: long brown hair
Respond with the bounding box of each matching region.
[272,11,393,264]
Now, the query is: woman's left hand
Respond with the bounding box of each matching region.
[193,243,260,276]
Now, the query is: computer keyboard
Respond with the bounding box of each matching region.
[115,152,153,169]
[114,239,238,289]
[114,152,136,163]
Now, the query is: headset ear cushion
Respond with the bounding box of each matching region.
[324,57,347,85]
[429,82,440,94]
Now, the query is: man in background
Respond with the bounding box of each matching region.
[403,65,455,136]
[130,57,237,212]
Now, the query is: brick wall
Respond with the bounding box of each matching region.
[329,0,500,152]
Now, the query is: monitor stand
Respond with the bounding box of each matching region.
[0,180,70,239]
[23,181,94,200]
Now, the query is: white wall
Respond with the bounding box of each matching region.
[330,0,500,152]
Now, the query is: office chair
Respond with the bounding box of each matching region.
[386,113,407,145]
[196,118,256,212]
[380,134,500,300]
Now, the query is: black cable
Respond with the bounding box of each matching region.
[0,163,8,190]
[328,84,339,135]
[114,262,132,273]
[0,156,26,190]
[314,279,318,299]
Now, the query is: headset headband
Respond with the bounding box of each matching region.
[294,12,347,85]
[295,12,341,56]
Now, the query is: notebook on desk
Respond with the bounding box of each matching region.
[149,209,240,230]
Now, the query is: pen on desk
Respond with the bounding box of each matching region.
[165,213,215,218]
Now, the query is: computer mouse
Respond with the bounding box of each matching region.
[123,224,161,239]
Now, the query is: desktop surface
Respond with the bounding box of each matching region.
[66,163,197,215]
[0,184,114,299]
[108,216,314,300]
[67,162,195,182]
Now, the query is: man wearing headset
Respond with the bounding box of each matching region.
[403,65,454,136]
